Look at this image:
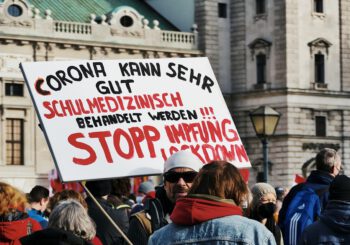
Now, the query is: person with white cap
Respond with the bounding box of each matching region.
[127,150,203,245]
[149,161,276,245]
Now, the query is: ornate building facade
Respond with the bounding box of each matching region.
[0,0,200,191]
[195,0,350,186]
[2,0,348,190]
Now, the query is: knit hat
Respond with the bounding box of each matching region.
[85,180,111,197]
[138,181,155,194]
[251,182,276,207]
[329,175,350,201]
[163,150,203,173]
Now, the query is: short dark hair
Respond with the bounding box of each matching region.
[110,178,131,197]
[188,161,248,206]
[315,148,340,173]
[29,185,49,203]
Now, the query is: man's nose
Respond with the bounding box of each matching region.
[177,177,186,185]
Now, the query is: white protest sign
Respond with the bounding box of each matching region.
[20,57,251,182]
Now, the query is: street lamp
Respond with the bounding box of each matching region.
[249,106,281,183]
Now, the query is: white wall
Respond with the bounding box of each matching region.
[245,0,276,90]
[298,0,340,90]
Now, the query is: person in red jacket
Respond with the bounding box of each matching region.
[0,182,41,245]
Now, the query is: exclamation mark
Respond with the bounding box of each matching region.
[200,108,206,119]
[204,107,210,119]
[209,107,216,119]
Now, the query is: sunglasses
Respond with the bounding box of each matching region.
[164,171,197,183]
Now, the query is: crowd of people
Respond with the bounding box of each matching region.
[0,148,348,245]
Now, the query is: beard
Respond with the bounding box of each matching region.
[172,185,189,200]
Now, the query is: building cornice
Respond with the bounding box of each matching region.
[225,87,350,100]
[0,35,202,56]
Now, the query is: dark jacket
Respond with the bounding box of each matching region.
[127,186,173,245]
[304,170,334,209]
[0,211,41,245]
[279,170,334,225]
[249,208,283,245]
[20,228,93,245]
[86,197,128,245]
[278,170,334,245]
[299,200,350,244]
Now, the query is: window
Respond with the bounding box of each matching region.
[256,0,266,14]
[120,15,133,27]
[8,4,23,17]
[6,119,24,165]
[218,3,227,18]
[5,83,24,96]
[314,0,323,13]
[256,54,266,84]
[315,116,326,136]
[315,53,325,83]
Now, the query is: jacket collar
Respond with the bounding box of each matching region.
[307,170,334,185]
[170,194,242,225]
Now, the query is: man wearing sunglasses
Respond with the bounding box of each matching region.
[127,150,203,245]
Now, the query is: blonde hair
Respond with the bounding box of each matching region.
[49,199,96,240]
[0,182,27,215]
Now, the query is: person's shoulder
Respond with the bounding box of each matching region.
[27,217,42,231]
[27,210,45,220]
[303,219,326,234]
[150,216,276,245]
[142,197,164,216]
[214,215,268,228]
[148,222,174,241]
[14,215,42,231]
[214,216,275,238]
[130,209,151,226]
[300,220,327,244]
[27,209,39,218]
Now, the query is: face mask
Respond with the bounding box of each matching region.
[257,202,276,219]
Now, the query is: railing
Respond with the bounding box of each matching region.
[35,20,197,49]
[54,21,92,35]
[161,31,195,45]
